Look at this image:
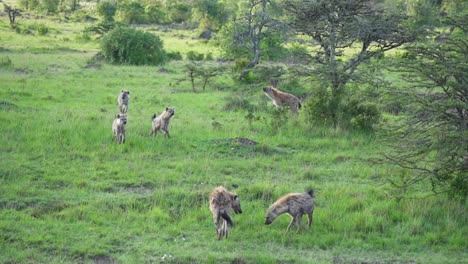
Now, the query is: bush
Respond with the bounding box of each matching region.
[303,85,333,126]
[0,56,13,68]
[100,26,167,66]
[344,99,381,130]
[186,51,204,61]
[167,51,183,61]
[34,23,49,35]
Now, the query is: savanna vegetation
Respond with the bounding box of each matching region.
[0,0,467,263]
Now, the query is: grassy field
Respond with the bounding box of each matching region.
[0,15,467,264]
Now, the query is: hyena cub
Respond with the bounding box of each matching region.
[262,86,302,114]
[151,107,175,138]
[112,113,127,144]
[265,189,314,232]
[209,186,243,240]
[117,90,130,114]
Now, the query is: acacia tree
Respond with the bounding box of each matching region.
[2,2,21,29]
[383,15,467,199]
[284,0,414,127]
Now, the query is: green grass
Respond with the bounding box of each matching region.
[1,15,467,264]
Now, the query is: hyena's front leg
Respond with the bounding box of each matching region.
[287,215,297,232]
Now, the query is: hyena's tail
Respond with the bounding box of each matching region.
[306,188,314,198]
[152,114,157,119]
[220,212,234,226]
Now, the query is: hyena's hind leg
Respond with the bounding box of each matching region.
[162,127,170,138]
[296,214,303,233]
[307,211,313,229]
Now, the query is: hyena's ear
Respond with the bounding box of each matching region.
[166,107,169,111]
[127,91,130,94]
[121,89,124,92]
[234,195,239,201]
[116,114,120,118]
[152,114,156,119]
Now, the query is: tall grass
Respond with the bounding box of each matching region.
[0,16,466,264]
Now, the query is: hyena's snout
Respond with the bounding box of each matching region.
[262,87,268,92]
[264,216,272,225]
[235,208,243,214]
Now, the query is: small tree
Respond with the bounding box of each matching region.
[184,61,226,92]
[2,2,21,29]
[100,26,167,65]
[382,15,467,199]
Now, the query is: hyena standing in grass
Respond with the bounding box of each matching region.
[209,186,243,240]
[265,189,315,232]
[112,113,127,144]
[117,90,130,114]
[262,86,302,114]
[151,107,175,138]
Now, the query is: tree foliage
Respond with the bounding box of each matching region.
[383,15,468,199]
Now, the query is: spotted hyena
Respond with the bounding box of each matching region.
[112,113,127,144]
[117,90,130,114]
[262,86,302,114]
[209,186,243,240]
[151,107,175,138]
[265,189,314,232]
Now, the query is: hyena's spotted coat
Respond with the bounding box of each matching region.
[112,113,127,144]
[151,107,175,138]
[265,190,314,232]
[209,186,242,240]
[117,90,130,114]
[262,86,302,114]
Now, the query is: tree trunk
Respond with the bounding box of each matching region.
[239,41,260,81]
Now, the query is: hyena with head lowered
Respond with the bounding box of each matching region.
[262,86,302,114]
[265,189,315,232]
[151,107,175,138]
[117,90,130,114]
[209,186,243,240]
[112,113,127,144]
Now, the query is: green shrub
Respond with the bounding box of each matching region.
[345,99,381,130]
[252,64,287,85]
[303,85,333,127]
[167,51,183,61]
[223,95,256,112]
[0,56,13,68]
[233,58,249,72]
[100,26,167,66]
[35,23,49,35]
[186,51,204,61]
[205,52,213,61]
